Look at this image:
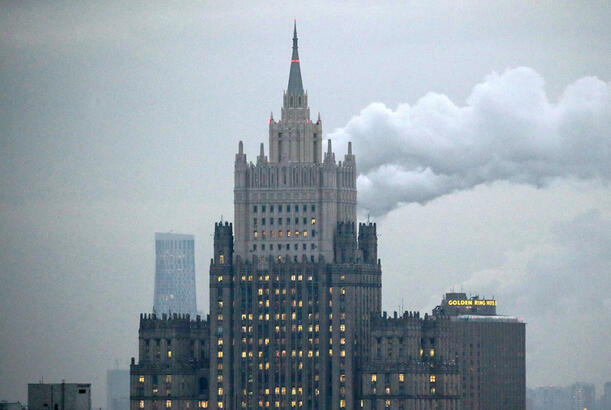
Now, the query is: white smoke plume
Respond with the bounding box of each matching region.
[330,67,610,216]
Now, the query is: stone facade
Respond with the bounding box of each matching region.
[130,24,525,410]
[130,314,210,410]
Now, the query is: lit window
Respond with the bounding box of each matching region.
[311,218,316,225]
[371,374,377,382]
[166,400,172,408]
[399,373,405,382]
[219,254,224,264]
[430,375,436,382]
[139,401,144,409]
[303,231,308,237]
[167,350,172,358]
[138,376,144,383]
[165,375,171,383]
[430,348,435,357]
[217,276,222,282]
[253,231,258,238]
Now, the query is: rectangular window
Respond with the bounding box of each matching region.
[254,205,258,213]
[166,400,172,408]
[262,205,266,212]
[270,218,274,225]
[278,205,282,212]
[279,218,283,225]
[294,205,298,212]
[311,204,315,212]
[270,205,274,213]
[295,218,299,224]
[262,218,266,225]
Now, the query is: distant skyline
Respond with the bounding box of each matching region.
[0,1,609,408]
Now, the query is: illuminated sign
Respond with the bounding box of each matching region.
[447,299,497,307]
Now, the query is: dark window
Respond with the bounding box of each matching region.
[279,218,283,225]
[312,230,316,238]
[253,244,257,251]
[253,205,258,213]
[303,244,307,250]
[303,204,307,212]
[279,205,283,212]
[287,205,291,213]
[262,218,266,225]
[262,244,266,250]
[270,218,274,225]
[78,389,87,394]
[270,205,274,213]
[294,244,298,250]
[294,205,298,212]
[303,217,307,225]
[286,244,290,250]
[286,218,291,225]
[295,218,299,225]
[262,205,266,212]
[311,204,315,212]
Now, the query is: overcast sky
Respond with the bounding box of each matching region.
[1,1,609,407]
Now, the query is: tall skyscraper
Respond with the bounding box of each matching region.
[130,24,524,410]
[154,233,196,316]
[211,21,382,409]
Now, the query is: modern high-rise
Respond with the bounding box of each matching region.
[154,233,196,316]
[107,368,130,410]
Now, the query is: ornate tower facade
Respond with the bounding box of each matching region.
[210,23,381,410]
[233,22,357,263]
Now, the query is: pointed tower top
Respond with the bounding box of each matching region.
[287,21,304,95]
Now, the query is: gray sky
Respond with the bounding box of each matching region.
[1,1,609,407]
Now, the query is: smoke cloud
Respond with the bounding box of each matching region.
[330,67,610,216]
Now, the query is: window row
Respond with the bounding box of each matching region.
[254,217,316,226]
[253,204,316,213]
[254,243,316,251]
[253,230,316,239]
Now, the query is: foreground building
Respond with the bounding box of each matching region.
[131,24,524,410]
[154,233,197,316]
[28,383,91,410]
[434,293,526,409]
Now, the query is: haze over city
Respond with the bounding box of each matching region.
[1,1,609,407]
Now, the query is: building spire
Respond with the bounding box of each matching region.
[287,20,304,95]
